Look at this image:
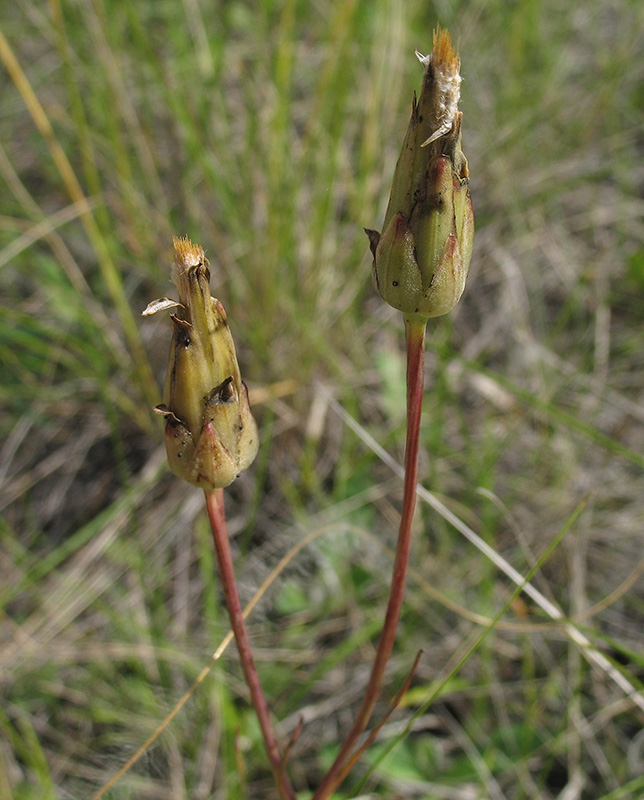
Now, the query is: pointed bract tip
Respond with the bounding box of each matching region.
[415,49,430,68]
[364,228,381,259]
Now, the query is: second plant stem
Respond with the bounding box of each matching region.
[205,489,296,800]
[313,314,427,799]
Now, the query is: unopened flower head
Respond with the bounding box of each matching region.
[366,26,474,321]
[143,237,259,490]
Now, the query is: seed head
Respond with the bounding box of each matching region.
[143,237,259,490]
[367,26,474,321]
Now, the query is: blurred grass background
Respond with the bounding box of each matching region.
[2,0,644,798]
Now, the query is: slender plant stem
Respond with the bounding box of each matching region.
[205,489,296,800]
[313,315,427,800]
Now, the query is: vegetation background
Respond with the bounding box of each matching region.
[2,0,644,798]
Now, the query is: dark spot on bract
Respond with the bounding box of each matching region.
[392,281,398,286]
[208,376,236,405]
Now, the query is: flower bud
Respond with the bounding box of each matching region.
[367,27,474,320]
[143,237,259,490]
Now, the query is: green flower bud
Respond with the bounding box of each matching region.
[367,27,474,321]
[143,237,259,490]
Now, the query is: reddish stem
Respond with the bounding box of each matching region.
[205,489,296,800]
[313,316,427,799]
